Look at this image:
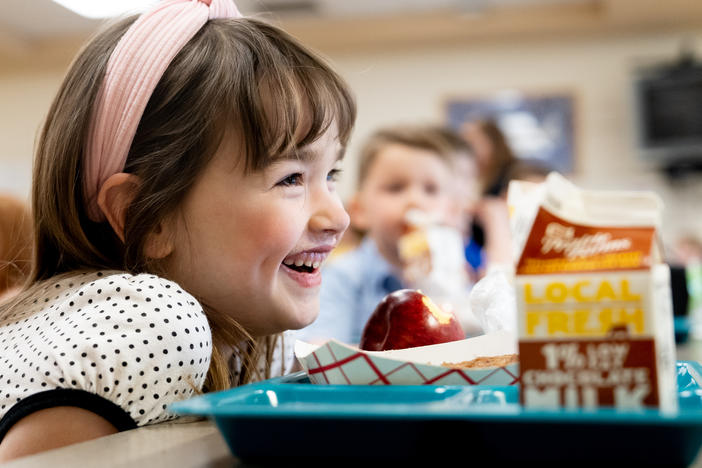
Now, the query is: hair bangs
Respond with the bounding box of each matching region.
[223,19,355,172]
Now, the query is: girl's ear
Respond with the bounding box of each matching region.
[97,173,141,243]
[97,173,175,259]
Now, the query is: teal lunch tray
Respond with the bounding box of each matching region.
[171,360,702,466]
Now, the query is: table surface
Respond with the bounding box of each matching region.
[4,339,702,467]
[2,419,237,468]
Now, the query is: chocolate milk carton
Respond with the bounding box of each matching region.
[508,173,677,412]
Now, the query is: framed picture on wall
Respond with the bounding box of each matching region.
[445,90,576,174]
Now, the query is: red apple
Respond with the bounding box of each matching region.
[359,289,465,351]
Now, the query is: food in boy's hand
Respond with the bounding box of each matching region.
[359,289,465,351]
[398,221,432,282]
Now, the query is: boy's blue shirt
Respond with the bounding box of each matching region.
[464,236,485,271]
[297,236,403,345]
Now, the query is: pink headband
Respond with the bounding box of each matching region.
[84,0,241,221]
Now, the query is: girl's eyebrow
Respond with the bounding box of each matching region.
[287,146,346,162]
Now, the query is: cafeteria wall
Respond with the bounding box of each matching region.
[1,28,702,252]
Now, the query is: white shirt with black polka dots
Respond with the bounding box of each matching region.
[0,271,212,436]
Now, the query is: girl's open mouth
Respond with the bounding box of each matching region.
[282,250,327,271]
[281,250,329,287]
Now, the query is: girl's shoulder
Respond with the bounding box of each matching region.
[0,270,212,429]
[32,270,205,320]
[3,270,205,327]
[42,270,212,349]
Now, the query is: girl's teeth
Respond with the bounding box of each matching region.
[284,251,328,269]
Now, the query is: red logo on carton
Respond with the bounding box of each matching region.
[516,208,656,275]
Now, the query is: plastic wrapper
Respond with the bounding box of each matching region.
[469,264,518,334]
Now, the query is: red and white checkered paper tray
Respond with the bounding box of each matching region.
[295,330,520,386]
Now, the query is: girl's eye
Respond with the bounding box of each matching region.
[277,173,303,187]
[327,168,343,182]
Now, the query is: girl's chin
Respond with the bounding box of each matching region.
[285,301,320,331]
[251,300,319,336]
[290,307,319,330]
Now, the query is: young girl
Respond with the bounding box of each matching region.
[0,0,354,460]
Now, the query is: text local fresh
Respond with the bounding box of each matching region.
[521,278,644,336]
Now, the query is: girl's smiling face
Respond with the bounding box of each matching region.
[163,126,349,337]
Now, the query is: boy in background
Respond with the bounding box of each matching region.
[299,124,482,345]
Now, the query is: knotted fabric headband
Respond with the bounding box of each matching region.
[84,0,242,221]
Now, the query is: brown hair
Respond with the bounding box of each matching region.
[469,119,517,194]
[0,195,32,295]
[433,125,474,159]
[3,16,355,391]
[356,124,461,189]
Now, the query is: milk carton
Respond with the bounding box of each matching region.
[508,173,677,412]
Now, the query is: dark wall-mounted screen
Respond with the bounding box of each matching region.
[634,62,702,166]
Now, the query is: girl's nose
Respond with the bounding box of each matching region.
[309,188,350,237]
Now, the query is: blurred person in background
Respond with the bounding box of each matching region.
[461,118,518,197]
[435,125,511,280]
[459,118,554,276]
[0,195,32,302]
[672,234,702,267]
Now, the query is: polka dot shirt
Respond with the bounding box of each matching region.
[0,271,212,437]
